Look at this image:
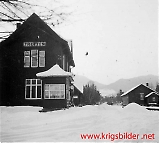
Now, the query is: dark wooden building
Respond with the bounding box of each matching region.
[0,13,75,107]
[121,83,159,106]
[145,92,159,106]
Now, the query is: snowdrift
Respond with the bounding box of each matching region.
[123,103,148,112]
[0,104,159,142]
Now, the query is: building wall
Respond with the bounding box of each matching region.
[41,77,68,109]
[0,39,25,105]
[72,86,83,106]
[122,85,154,106]
[0,21,72,106]
[146,94,159,106]
[122,96,129,106]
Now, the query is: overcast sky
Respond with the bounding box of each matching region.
[0,0,158,85]
[54,0,158,85]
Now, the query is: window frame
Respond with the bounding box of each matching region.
[39,51,45,67]
[152,97,156,102]
[140,93,144,100]
[44,84,65,99]
[62,55,65,70]
[31,50,38,68]
[24,50,46,68]
[25,79,42,99]
[24,51,30,67]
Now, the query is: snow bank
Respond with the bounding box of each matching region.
[0,104,159,142]
[123,103,147,112]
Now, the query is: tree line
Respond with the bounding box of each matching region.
[80,82,102,105]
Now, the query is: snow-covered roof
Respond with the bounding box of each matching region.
[145,92,159,98]
[73,85,83,94]
[36,64,72,77]
[121,84,141,97]
[121,83,156,97]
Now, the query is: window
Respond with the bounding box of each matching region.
[66,58,69,72]
[31,50,38,67]
[24,51,30,67]
[44,84,65,99]
[62,55,65,70]
[39,51,45,67]
[25,79,42,99]
[24,50,45,68]
[152,97,156,102]
[140,93,144,100]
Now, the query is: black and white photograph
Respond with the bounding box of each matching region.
[0,0,159,142]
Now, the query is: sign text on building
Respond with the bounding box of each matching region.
[23,42,46,47]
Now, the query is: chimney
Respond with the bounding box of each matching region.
[16,23,21,29]
[146,82,149,86]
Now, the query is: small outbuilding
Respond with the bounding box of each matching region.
[145,92,159,106]
[72,85,83,106]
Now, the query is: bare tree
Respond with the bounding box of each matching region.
[0,0,72,39]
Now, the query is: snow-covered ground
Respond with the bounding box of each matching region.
[0,103,159,142]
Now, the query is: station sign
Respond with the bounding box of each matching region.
[23,42,46,47]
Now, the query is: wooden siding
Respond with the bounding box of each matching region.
[121,84,158,106]
[41,77,67,109]
[127,84,154,105]
[72,86,83,106]
[122,96,129,106]
[146,93,159,106]
[0,13,74,107]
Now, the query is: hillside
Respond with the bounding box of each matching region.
[73,74,106,92]
[73,74,159,96]
[73,75,116,96]
[104,74,159,93]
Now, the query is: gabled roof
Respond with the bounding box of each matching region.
[73,85,83,94]
[121,83,156,97]
[0,13,75,67]
[36,64,72,77]
[145,92,159,98]
[1,13,61,44]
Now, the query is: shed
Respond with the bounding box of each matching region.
[145,92,159,106]
[72,85,83,106]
